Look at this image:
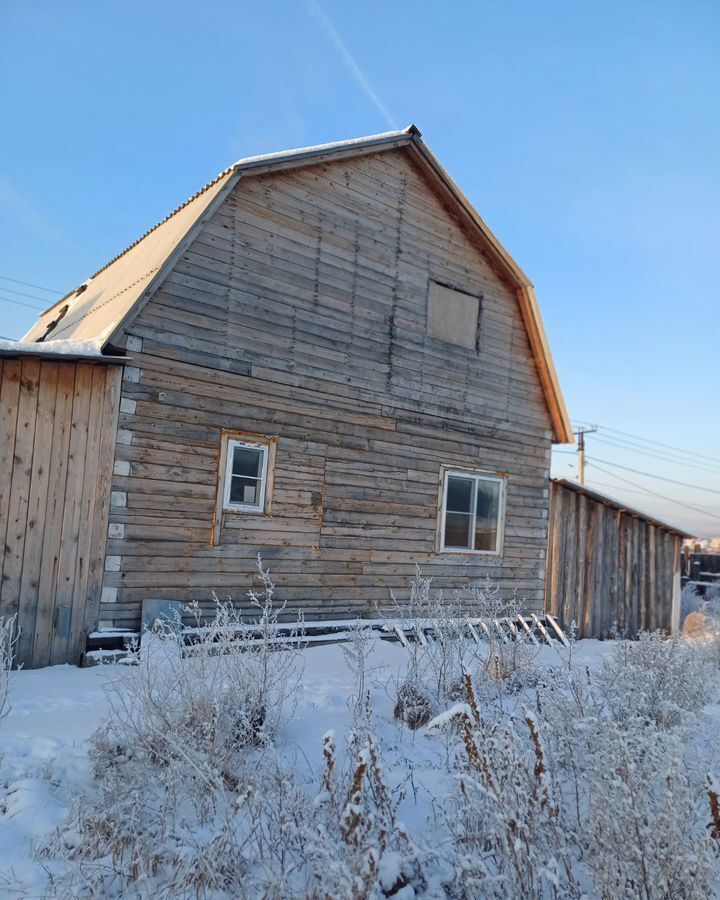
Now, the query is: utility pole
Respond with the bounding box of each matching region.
[574,426,597,484]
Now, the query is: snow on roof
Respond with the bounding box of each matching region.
[229,127,416,171]
[0,338,124,362]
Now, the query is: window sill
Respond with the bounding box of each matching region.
[438,547,502,558]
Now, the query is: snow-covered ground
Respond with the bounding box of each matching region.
[0,632,718,898]
[0,639,601,897]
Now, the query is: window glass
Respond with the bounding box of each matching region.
[229,476,260,506]
[474,479,501,551]
[232,447,262,478]
[224,440,268,511]
[446,476,473,512]
[444,512,473,548]
[440,471,504,554]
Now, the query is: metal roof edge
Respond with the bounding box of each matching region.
[0,348,127,364]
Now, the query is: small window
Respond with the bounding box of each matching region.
[439,470,505,554]
[427,281,480,349]
[223,438,269,512]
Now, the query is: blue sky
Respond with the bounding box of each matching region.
[1,1,719,534]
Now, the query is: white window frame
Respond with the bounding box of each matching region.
[438,469,506,556]
[223,438,270,513]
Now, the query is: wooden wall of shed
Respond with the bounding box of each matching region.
[546,481,680,638]
[100,149,553,628]
[0,358,121,667]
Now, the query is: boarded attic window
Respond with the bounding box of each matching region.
[427,281,480,350]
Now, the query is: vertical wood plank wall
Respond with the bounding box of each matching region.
[0,357,121,668]
[100,150,554,628]
[546,481,681,638]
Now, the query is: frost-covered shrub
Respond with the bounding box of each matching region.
[104,557,303,776]
[343,620,375,741]
[598,631,718,728]
[310,730,426,899]
[535,635,720,898]
[47,754,314,899]
[0,614,15,728]
[429,675,579,899]
[0,615,15,773]
[393,679,434,729]
[389,571,539,722]
[389,569,476,705]
[460,579,541,696]
[681,581,705,626]
[43,559,305,897]
[584,720,718,900]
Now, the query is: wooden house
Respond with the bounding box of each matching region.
[5,126,573,666]
[546,479,692,638]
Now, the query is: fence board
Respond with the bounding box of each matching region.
[0,359,121,667]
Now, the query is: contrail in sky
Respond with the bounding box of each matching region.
[305,0,398,130]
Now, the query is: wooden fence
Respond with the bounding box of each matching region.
[546,479,686,639]
[0,354,121,667]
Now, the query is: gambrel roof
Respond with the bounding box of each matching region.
[23,126,572,442]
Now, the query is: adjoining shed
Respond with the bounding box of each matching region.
[546,479,692,639]
[0,343,123,668]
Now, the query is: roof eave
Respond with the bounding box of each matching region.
[0,348,127,364]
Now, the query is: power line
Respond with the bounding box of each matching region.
[592,431,720,471]
[0,285,57,304]
[0,295,44,311]
[586,475,720,513]
[595,466,720,513]
[588,456,720,495]
[592,434,720,476]
[588,461,720,524]
[574,420,720,467]
[0,274,60,294]
[599,423,720,464]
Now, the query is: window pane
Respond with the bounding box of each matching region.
[444,512,472,548]
[230,476,260,506]
[232,447,263,478]
[475,480,500,551]
[446,476,473,513]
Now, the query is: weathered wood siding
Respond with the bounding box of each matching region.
[100,149,553,628]
[546,480,681,638]
[0,357,121,667]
